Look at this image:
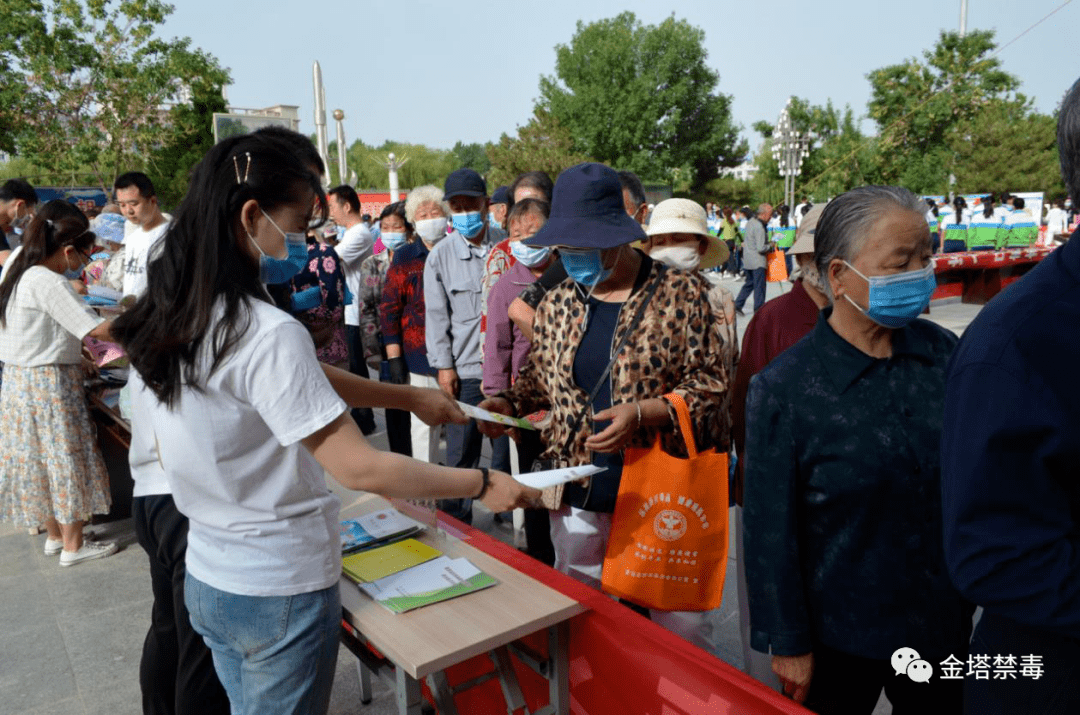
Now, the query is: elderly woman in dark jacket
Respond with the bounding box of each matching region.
[743,186,971,714]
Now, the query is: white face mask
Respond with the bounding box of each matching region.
[415,216,448,245]
[650,245,702,271]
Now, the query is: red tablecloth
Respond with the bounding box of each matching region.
[931,246,1057,303]
[433,514,808,715]
[933,246,1056,272]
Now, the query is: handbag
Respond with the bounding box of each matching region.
[531,268,666,511]
[766,248,789,282]
[601,393,729,611]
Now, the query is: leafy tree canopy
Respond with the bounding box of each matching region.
[486,108,591,187]
[539,12,745,190]
[867,29,1020,193]
[1,0,229,196]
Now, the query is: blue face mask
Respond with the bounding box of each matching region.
[561,248,614,288]
[381,232,408,251]
[250,209,309,285]
[510,240,550,268]
[843,261,936,329]
[63,250,84,280]
[452,211,485,239]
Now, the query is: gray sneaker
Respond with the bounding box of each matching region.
[59,541,118,567]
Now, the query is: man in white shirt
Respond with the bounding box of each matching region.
[0,178,39,256]
[328,185,376,434]
[115,172,168,298]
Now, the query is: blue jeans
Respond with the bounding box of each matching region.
[185,574,341,715]
[734,268,767,312]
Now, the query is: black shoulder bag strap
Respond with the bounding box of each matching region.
[558,266,666,456]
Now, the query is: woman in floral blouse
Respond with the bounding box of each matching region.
[274,233,349,368]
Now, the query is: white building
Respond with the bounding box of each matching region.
[721,161,759,181]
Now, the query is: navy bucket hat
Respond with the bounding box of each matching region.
[525,162,646,249]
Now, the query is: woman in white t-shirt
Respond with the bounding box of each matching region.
[110,131,540,715]
[0,209,118,566]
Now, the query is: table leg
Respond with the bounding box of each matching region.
[548,622,571,715]
[356,660,373,705]
[425,670,460,715]
[492,646,527,712]
[395,667,424,715]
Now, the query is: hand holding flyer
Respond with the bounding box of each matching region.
[513,464,606,490]
[456,401,536,430]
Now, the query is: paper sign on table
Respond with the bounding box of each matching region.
[342,539,441,583]
[513,464,606,490]
[358,556,498,614]
[456,401,535,430]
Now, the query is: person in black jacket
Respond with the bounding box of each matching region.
[941,75,1080,715]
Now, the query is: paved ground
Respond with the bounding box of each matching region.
[0,275,983,715]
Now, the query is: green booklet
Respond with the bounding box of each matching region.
[357,556,497,614]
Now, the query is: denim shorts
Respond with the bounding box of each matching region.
[185,573,341,715]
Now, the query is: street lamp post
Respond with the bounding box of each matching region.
[771,98,810,210]
[312,61,330,187]
[333,109,347,186]
[383,152,409,203]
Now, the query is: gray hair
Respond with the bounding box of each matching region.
[404,185,449,224]
[813,185,926,303]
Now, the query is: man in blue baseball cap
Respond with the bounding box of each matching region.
[489,185,510,230]
[424,168,508,524]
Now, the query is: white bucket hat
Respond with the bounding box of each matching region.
[644,198,729,268]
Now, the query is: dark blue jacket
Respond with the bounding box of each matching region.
[943,231,1080,639]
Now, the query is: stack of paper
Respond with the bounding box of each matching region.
[341,539,441,583]
[340,508,426,554]
[358,556,498,614]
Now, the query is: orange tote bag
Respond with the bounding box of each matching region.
[766,248,789,282]
[602,393,729,611]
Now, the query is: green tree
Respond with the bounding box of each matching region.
[450,141,491,175]
[951,99,1063,197]
[867,29,1020,193]
[486,108,592,186]
[2,0,229,193]
[538,12,745,189]
[344,140,458,191]
[145,77,227,209]
[753,98,879,201]
[694,176,756,210]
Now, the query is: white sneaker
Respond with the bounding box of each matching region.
[59,541,117,567]
[44,538,63,555]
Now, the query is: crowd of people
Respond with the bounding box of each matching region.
[1,76,1079,715]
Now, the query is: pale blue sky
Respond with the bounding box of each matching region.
[163,0,1076,154]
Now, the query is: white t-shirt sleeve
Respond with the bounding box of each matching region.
[336,224,374,270]
[42,275,105,340]
[242,319,348,446]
